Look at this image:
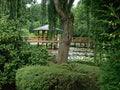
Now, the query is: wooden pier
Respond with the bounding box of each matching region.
[22,36,94,48]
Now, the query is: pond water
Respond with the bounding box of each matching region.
[30,42,94,61]
[49,47,94,61]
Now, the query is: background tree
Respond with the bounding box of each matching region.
[83,0,120,89]
[74,0,94,38]
[74,0,101,65]
[40,0,47,25]
[0,0,37,89]
[74,1,88,37]
[25,1,48,34]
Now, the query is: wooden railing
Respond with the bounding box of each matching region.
[22,36,58,43]
[72,37,94,43]
[21,36,94,43]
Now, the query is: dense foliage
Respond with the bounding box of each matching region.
[74,1,93,37]
[88,0,120,89]
[0,17,26,89]
[16,63,100,90]
[26,46,49,65]
[0,17,48,89]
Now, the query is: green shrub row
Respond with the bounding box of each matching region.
[16,63,100,90]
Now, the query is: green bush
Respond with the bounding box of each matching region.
[89,0,120,90]
[99,50,120,90]
[0,17,48,89]
[26,46,49,65]
[0,16,27,89]
[16,63,100,90]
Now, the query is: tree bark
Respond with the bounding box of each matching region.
[56,14,74,64]
[52,0,74,64]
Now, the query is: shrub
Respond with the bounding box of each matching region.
[89,0,120,90]
[28,46,48,65]
[16,63,100,90]
[0,16,27,89]
[99,50,120,90]
[0,17,48,89]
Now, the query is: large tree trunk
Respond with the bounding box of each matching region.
[52,0,74,64]
[56,14,74,64]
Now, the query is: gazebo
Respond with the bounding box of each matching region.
[33,24,60,46]
[33,24,49,41]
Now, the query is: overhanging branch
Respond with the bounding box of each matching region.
[68,0,74,9]
[53,0,66,20]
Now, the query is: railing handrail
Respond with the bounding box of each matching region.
[21,36,94,43]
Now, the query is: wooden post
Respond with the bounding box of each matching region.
[38,30,40,46]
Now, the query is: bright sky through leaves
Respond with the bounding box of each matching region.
[37,0,79,7]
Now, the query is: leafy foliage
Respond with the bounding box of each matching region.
[74,1,94,37]
[100,57,120,90]
[0,17,49,89]
[88,0,120,89]
[26,46,49,65]
[74,1,87,37]
[0,16,26,89]
[16,63,100,90]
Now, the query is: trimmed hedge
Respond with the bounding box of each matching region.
[16,63,100,90]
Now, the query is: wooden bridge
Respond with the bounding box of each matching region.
[22,36,94,48]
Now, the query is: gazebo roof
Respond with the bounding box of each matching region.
[33,24,62,31]
[33,24,49,31]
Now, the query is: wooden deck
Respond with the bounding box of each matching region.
[22,36,94,48]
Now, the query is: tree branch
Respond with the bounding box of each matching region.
[52,0,66,20]
[68,0,74,9]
